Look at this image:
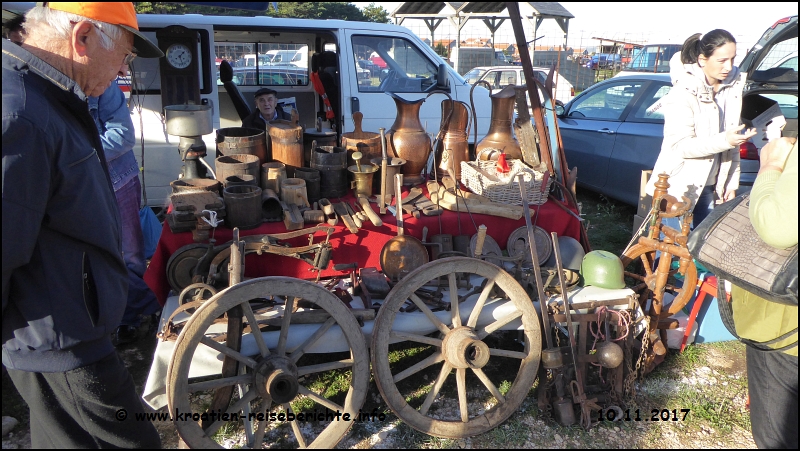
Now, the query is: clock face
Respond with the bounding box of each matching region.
[166,43,192,69]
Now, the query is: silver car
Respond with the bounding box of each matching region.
[556,16,797,206]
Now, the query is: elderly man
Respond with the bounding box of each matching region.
[242,86,292,129]
[2,3,163,447]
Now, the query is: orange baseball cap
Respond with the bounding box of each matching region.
[42,2,164,58]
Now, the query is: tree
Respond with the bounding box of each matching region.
[435,42,449,58]
[361,3,390,23]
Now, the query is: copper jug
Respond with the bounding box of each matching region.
[435,100,471,180]
[385,93,431,185]
[475,85,522,161]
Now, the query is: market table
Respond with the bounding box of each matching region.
[144,187,581,306]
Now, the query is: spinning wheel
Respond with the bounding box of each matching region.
[621,243,697,320]
[166,277,370,449]
[371,257,541,438]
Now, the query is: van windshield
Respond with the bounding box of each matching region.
[464,68,488,84]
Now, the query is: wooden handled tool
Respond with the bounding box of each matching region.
[379,127,388,215]
[357,195,383,226]
[333,202,359,234]
[474,224,487,258]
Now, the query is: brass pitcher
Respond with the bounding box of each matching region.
[385,93,431,185]
[435,99,471,180]
[475,85,522,161]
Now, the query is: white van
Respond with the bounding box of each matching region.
[102,14,496,206]
[463,66,575,105]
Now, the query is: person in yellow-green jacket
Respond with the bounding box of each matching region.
[731,136,797,449]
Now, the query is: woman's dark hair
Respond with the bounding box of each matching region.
[681,29,736,64]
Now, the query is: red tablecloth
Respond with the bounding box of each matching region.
[144,189,581,306]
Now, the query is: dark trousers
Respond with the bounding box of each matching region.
[6,352,161,449]
[747,345,798,449]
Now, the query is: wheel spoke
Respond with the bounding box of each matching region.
[639,254,654,277]
[187,374,252,393]
[296,358,354,377]
[276,296,296,356]
[419,362,452,416]
[471,367,505,403]
[297,385,344,412]
[199,336,257,369]
[393,351,444,383]
[252,397,271,447]
[289,316,337,363]
[449,273,461,327]
[456,368,469,422]
[488,347,528,359]
[203,388,257,437]
[467,279,496,328]
[242,301,271,358]
[390,331,443,347]
[284,403,307,449]
[409,293,451,335]
[476,310,523,339]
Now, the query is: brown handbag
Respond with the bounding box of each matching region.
[687,192,797,306]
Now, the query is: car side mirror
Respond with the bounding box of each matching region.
[555,104,566,116]
[437,63,449,89]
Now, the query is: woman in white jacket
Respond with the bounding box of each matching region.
[645,30,756,227]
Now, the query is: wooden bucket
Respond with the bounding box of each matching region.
[215,154,261,188]
[216,127,268,166]
[267,120,303,178]
[260,161,286,195]
[223,185,262,230]
[310,146,348,198]
[294,167,321,205]
[303,130,337,167]
[170,178,221,196]
[280,178,310,208]
[341,111,382,167]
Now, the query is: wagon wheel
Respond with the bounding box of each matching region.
[167,277,370,449]
[371,257,541,438]
[621,243,698,320]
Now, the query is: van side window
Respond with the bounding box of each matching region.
[352,35,438,94]
[215,42,309,86]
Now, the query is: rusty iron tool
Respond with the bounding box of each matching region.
[518,173,553,350]
[333,202,359,234]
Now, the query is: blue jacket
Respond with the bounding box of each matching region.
[2,40,128,372]
[88,80,139,191]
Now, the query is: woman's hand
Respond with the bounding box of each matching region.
[722,189,737,202]
[725,124,758,147]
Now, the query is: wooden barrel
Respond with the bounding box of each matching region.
[294,167,321,204]
[223,185,262,230]
[216,127,268,165]
[303,130,337,167]
[341,131,381,169]
[280,178,309,208]
[215,154,260,188]
[260,161,286,195]
[224,174,257,188]
[267,120,303,178]
[310,146,348,198]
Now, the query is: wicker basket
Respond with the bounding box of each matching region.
[460,159,551,206]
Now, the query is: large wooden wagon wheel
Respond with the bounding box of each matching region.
[621,243,697,320]
[371,257,541,438]
[167,277,370,449]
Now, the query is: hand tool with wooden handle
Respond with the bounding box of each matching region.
[357,195,383,226]
[379,127,388,215]
[518,173,553,350]
[474,224,487,258]
[333,202,359,234]
[343,201,363,228]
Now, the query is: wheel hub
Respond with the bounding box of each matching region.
[254,356,299,404]
[441,326,490,369]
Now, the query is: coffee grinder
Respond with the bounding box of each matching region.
[164,104,214,180]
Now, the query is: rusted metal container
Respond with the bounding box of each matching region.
[215,154,260,188]
[267,120,304,177]
[216,127,268,166]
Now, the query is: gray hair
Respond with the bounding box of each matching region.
[23,6,122,51]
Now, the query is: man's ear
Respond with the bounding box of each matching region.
[72,21,94,58]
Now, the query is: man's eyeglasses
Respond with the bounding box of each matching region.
[92,23,137,66]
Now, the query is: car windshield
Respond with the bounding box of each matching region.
[626,45,681,73]
[464,68,488,84]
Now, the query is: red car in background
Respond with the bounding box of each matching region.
[369,53,387,69]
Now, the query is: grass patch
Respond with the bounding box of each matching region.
[577,190,637,256]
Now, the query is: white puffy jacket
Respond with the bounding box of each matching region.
[645,52,743,206]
